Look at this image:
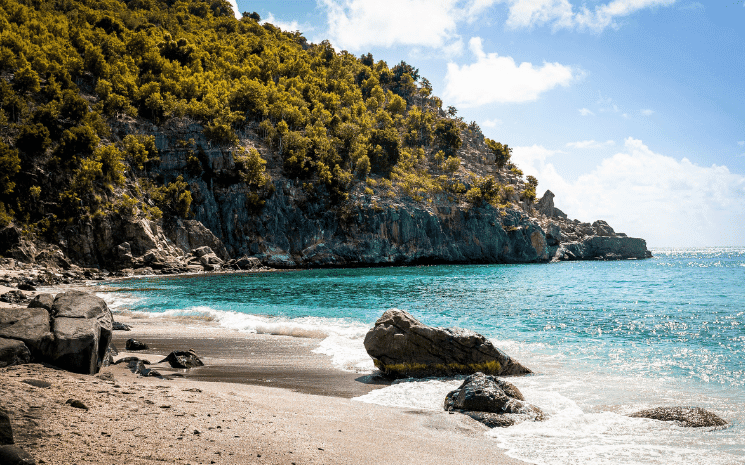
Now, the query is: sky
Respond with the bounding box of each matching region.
[229,0,745,247]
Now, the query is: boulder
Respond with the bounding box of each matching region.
[363,309,532,378]
[0,407,13,445]
[0,308,53,358]
[162,349,204,369]
[444,372,545,428]
[27,294,54,311]
[236,255,262,270]
[629,407,728,428]
[0,444,36,465]
[112,321,131,331]
[0,291,27,304]
[0,338,31,368]
[45,291,113,375]
[592,220,615,237]
[125,339,149,351]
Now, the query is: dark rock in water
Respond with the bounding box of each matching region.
[444,373,545,428]
[125,339,149,351]
[112,321,131,331]
[0,407,13,445]
[0,291,27,304]
[0,308,53,359]
[364,309,532,379]
[115,356,150,365]
[629,407,728,428]
[0,444,36,464]
[27,294,54,311]
[65,399,88,410]
[0,338,31,368]
[162,349,204,369]
[45,291,113,375]
[21,379,51,389]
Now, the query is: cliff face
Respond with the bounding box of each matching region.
[6,119,648,272]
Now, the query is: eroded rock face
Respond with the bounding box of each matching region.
[629,407,728,428]
[45,291,113,375]
[364,309,532,379]
[444,372,545,428]
[0,308,53,358]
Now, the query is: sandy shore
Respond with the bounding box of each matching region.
[0,279,528,465]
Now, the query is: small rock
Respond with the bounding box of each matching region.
[629,407,728,428]
[0,291,26,304]
[65,399,88,410]
[0,444,36,464]
[16,283,35,292]
[114,356,150,365]
[96,372,115,382]
[21,379,51,389]
[161,349,204,369]
[0,408,13,445]
[125,339,149,351]
[26,294,54,311]
[112,322,131,331]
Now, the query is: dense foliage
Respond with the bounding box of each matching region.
[0,0,524,236]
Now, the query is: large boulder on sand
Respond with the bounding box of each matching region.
[45,291,113,375]
[363,309,532,379]
[444,372,545,427]
[0,308,53,358]
[629,407,728,428]
[0,338,31,368]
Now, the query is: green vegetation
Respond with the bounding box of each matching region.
[0,0,526,236]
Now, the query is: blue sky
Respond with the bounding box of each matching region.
[229,1,745,247]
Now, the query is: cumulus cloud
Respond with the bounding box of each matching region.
[443,37,574,107]
[227,0,241,19]
[566,140,615,149]
[318,0,462,51]
[504,0,676,32]
[512,137,745,247]
[263,13,311,33]
[738,141,744,146]
[482,118,503,127]
[578,108,595,116]
[640,108,655,116]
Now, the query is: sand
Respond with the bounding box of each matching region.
[1,279,528,464]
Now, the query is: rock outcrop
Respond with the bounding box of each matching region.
[444,372,545,427]
[629,407,728,428]
[0,291,113,375]
[364,309,532,379]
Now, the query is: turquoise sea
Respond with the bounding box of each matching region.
[101,248,745,464]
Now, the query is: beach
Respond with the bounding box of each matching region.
[2,280,527,465]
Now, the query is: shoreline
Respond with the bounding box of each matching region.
[1,272,529,465]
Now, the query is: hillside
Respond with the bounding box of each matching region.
[0,0,649,274]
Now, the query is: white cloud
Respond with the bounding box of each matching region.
[263,13,311,33]
[318,0,462,51]
[640,108,655,116]
[443,37,574,107]
[738,141,744,146]
[483,118,503,127]
[566,139,615,149]
[504,0,676,32]
[227,0,241,19]
[578,108,595,116]
[513,137,745,247]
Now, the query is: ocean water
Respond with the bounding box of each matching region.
[100,248,745,464]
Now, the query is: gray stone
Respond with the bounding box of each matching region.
[0,444,36,464]
[45,292,113,375]
[0,291,26,304]
[629,407,728,428]
[0,407,13,445]
[0,339,31,368]
[235,255,261,270]
[0,308,53,358]
[162,349,204,369]
[125,339,148,351]
[112,321,131,331]
[27,294,54,311]
[364,309,532,379]
[444,372,545,428]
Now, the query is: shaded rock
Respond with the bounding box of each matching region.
[235,255,261,270]
[27,294,54,311]
[16,283,35,292]
[114,356,150,365]
[592,220,615,237]
[21,379,51,389]
[0,291,27,304]
[45,291,113,375]
[444,373,545,428]
[65,399,88,410]
[165,219,230,261]
[364,309,532,379]
[0,407,13,445]
[162,349,204,369]
[0,338,31,368]
[0,308,53,358]
[0,444,36,465]
[629,407,728,428]
[125,339,149,351]
[112,321,131,331]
